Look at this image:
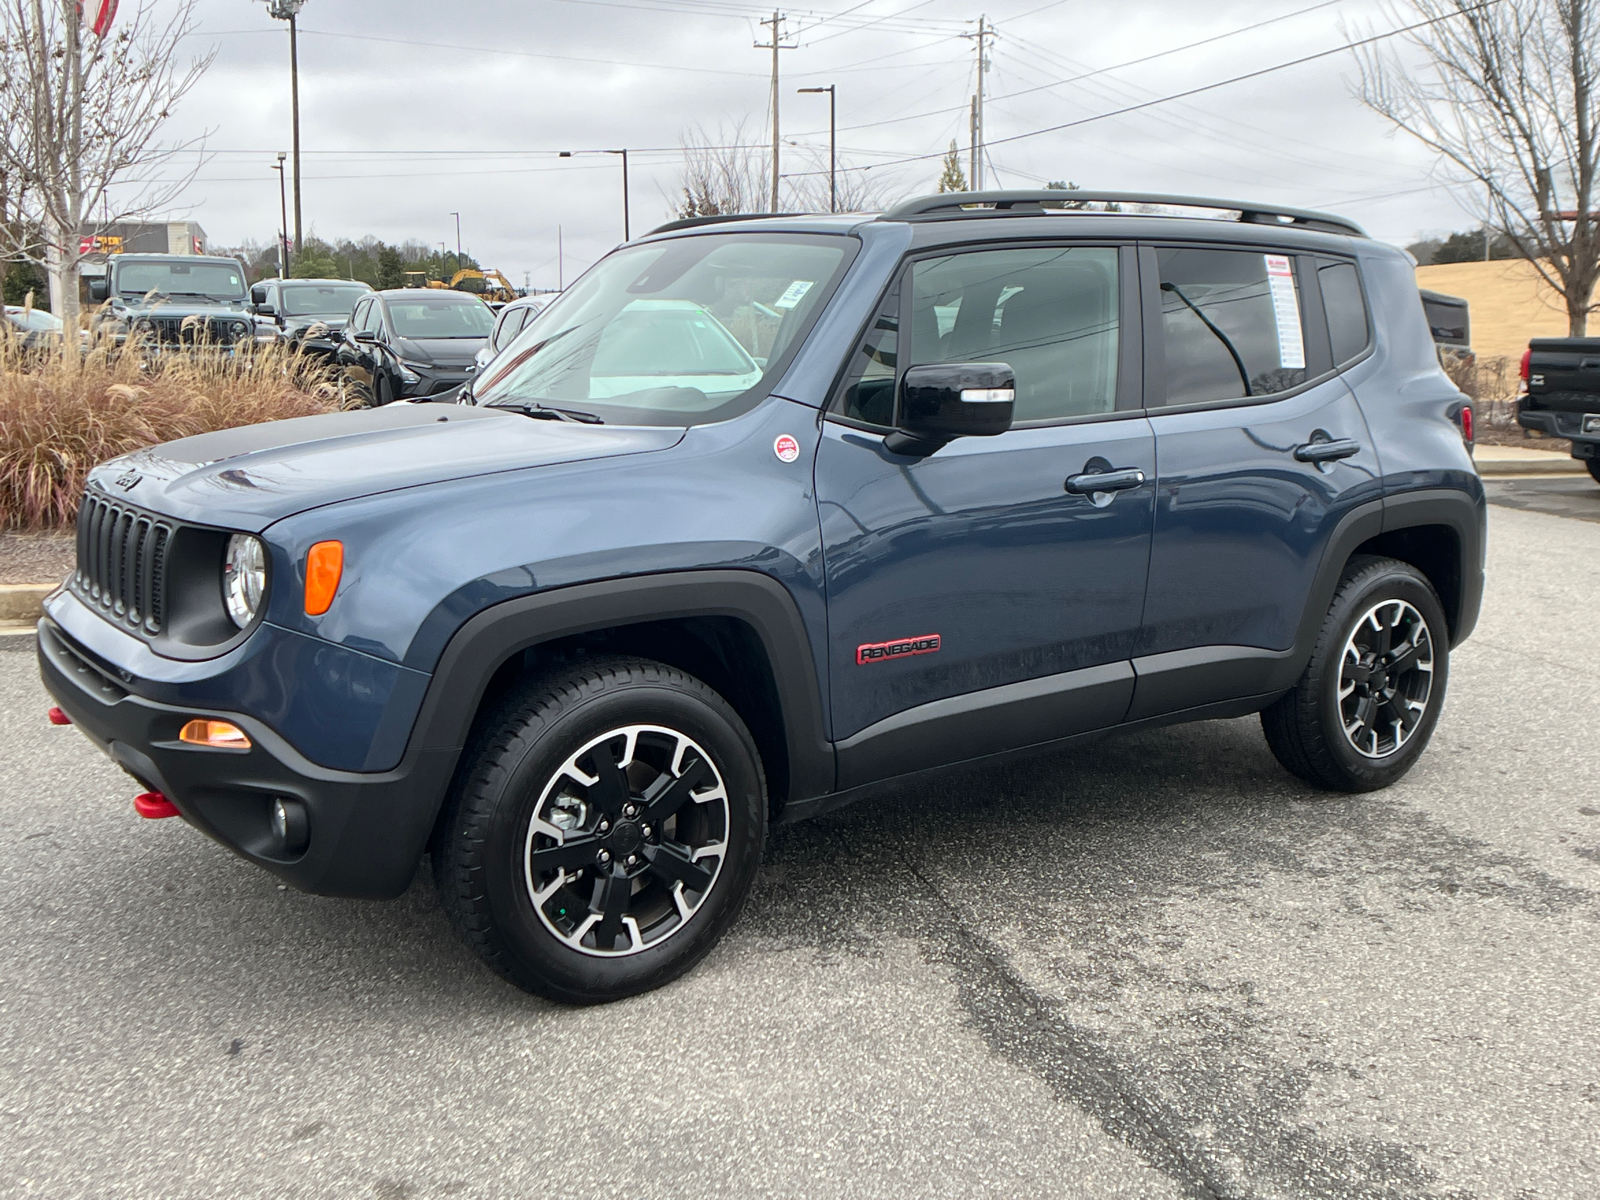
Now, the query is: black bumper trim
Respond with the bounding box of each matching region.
[38,619,456,899]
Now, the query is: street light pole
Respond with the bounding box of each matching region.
[798,85,836,213]
[265,2,307,254]
[272,152,289,277]
[450,212,461,273]
[606,150,630,241]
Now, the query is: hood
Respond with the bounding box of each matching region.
[114,297,249,319]
[93,404,684,532]
[395,336,484,368]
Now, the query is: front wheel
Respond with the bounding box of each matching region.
[1585,457,1600,486]
[1262,556,1450,792]
[432,657,766,1004]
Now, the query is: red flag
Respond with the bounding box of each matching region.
[78,0,118,37]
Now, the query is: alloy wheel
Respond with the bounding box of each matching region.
[523,724,730,956]
[1337,599,1435,759]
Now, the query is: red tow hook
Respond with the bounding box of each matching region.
[133,792,180,819]
[47,706,71,726]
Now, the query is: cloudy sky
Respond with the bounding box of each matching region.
[155,0,1475,287]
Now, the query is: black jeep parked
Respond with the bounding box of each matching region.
[89,254,255,349]
[250,278,373,362]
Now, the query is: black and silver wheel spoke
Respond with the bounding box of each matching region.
[523,723,731,958]
[1337,598,1435,760]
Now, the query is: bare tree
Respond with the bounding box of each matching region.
[673,120,769,219]
[0,0,214,332]
[1353,0,1598,334]
[785,144,902,213]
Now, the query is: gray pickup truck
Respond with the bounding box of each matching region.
[1518,337,1600,485]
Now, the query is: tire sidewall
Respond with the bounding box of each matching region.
[474,675,764,1001]
[1313,563,1450,789]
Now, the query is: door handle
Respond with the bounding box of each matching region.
[1292,437,1361,464]
[1064,467,1146,495]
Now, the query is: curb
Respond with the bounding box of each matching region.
[1476,456,1587,476]
[0,584,54,625]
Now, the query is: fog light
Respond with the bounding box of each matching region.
[179,719,251,749]
[269,797,309,855]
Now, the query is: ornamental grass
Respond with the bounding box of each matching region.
[0,330,343,531]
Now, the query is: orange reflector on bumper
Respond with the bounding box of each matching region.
[179,719,251,749]
[304,540,344,616]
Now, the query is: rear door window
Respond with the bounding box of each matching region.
[1155,247,1308,405]
[1320,260,1372,364]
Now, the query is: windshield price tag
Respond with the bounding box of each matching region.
[774,280,814,310]
[1263,255,1306,370]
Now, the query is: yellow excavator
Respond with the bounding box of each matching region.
[446,268,517,304]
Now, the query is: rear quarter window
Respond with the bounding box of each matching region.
[1318,260,1371,365]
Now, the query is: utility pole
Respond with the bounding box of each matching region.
[265,2,307,254]
[450,211,461,270]
[798,86,836,212]
[757,12,796,213]
[962,15,993,191]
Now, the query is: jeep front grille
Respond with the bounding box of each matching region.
[74,492,174,635]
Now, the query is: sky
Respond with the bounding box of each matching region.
[146,0,1481,289]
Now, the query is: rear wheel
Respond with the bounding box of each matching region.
[1262,556,1449,792]
[432,656,765,1004]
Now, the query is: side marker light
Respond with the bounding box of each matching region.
[134,792,180,819]
[179,719,252,749]
[304,540,344,616]
[47,706,71,725]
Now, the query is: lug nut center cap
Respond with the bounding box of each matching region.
[609,821,643,857]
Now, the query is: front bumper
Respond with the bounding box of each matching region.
[399,367,473,399]
[38,619,457,899]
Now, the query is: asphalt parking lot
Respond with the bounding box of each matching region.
[3,500,1598,1200]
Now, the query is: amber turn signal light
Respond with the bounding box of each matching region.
[179,719,252,749]
[304,540,344,616]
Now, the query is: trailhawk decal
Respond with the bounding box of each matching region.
[856,634,941,665]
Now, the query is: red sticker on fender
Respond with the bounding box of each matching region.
[774,434,800,463]
[857,634,941,665]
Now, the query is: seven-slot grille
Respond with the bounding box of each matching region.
[74,492,173,635]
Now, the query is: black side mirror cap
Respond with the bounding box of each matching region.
[251,302,276,317]
[884,361,1015,456]
[87,279,109,302]
[353,329,378,343]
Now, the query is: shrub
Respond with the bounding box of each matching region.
[0,333,342,531]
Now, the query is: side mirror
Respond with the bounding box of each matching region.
[885,362,1015,456]
[252,302,276,317]
[353,329,378,343]
[87,278,109,302]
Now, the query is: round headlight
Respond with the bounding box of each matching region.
[223,534,267,629]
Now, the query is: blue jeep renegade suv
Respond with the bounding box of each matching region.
[39,191,1485,1003]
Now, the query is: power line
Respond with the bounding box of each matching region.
[781,2,1495,178]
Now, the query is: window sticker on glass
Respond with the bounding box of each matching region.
[1264,255,1306,370]
[774,280,814,309]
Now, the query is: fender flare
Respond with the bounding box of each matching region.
[1273,486,1484,693]
[404,569,835,803]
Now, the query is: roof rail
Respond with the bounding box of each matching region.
[878,190,1367,238]
[644,212,790,237]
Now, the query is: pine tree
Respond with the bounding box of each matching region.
[936,141,968,193]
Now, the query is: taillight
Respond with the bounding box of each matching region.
[1520,347,1531,381]
[1459,404,1474,444]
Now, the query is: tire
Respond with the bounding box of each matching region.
[1586,457,1600,486]
[375,372,393,407]
[1261,555,1450,793]
[432,656,766,1004]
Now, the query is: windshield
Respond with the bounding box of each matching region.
[387,296,495,338]
[115,261,246,300]
[477,232,851,424]
[282,283,369,317]
[5,307,63,332]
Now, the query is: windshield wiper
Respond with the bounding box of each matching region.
[492,402,604,424]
